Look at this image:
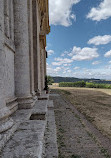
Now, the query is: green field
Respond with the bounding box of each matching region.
[59,81,111,89]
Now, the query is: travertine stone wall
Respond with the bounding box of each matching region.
[4,47,15,98]
[0,0,50,138]
[40,38,46,90]
[28,0,36,98]
[0,0,14,134]
[14,0,36,109]
[36,1,41,93]
[14,0,31,97]
[4,0,18,115]
[32,0,39,94]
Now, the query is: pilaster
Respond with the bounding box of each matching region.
[28,0,37,100]
[0,0,14,135]
[14,0,36,109]
[39,35,46,91]
[32,0,41,96]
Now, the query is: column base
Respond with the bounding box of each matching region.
[17,95,37,109]
[0,107,14,133]
[6,97,18,116]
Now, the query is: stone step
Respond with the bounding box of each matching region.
[32,100,48,114]
[0,123,18,152]
[0,100,49,157]
[38,94,49,100]
[0,120,46,158]
[45,100,58,158]
[47,100,54,109]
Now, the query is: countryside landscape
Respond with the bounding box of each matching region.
[0,0,111,157]
[47,3,111,156]
[48,76,111,157]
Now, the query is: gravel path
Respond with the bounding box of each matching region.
[50,90,111,158]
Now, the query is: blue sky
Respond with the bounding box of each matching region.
[46,0,111,79]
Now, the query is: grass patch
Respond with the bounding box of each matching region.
[60,90,71,95]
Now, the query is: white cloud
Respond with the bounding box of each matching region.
[74,66,80,70]
[49,0,80,26]
[92,61,101,65]
[105,65,111,69]
[47,64,61,76]
[52,57,73,66]
[72,67,111,79]
[87,0,111,21]
[47,50,54,56]
[67,70,72,73]
[63,64,71,67]
[104,50,111,57]
[69,46,99,61]
[55,57,73,63]
[47,64,73,76]
[61,51,69,57]
[109,61,111,64]
[54,67,61,72]
[52,62,62,66]
[47,64,111,79]
[88,35,111,45]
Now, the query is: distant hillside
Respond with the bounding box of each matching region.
[52,76,111,84]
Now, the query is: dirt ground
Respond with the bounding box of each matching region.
[50,86,111,139]
[50,90,111,158]
[50,84,111,96]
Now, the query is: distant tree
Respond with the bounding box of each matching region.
[47,76,54,85]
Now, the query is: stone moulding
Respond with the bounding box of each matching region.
[6,97,18,115]
[0,107,14,134]
[17,95,37,109]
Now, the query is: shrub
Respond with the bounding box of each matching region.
[47,76,54,85]
[59,81,111,89]
[59,81,86,87]
[86,82,111,89]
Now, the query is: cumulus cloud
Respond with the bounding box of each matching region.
[49,0,80,26]
[87,0,111,21]
[109,61,111,64]
[88,35,111,45]
[61,51,69,57]
[47,64,111,79]
[47,64,61,75]
[68,46,99,61]
[74,67,80,70]
[54,67,61,72]
[92,61,101,65]
[63,64,71,67]
[47,50,54,56]
[104,50,111,57]
[52,57,73,66]
[72,67,111,79]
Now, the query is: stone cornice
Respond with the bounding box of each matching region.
[38,0,50,35]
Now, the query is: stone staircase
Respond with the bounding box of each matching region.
[0,94,58,158]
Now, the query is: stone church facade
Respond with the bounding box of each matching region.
[0,1,55,156]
